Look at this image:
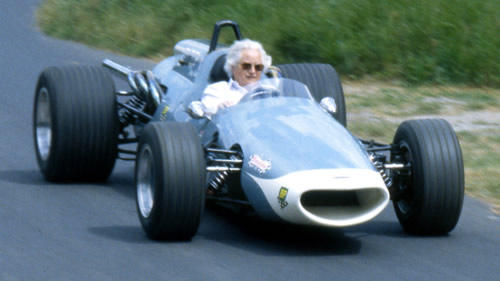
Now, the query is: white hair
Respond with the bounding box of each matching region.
[224,39,272,78]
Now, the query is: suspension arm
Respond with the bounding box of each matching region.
[206,166,241,172]
[384,163,407,170]
[117,101,153,121]
[102,59,132,77]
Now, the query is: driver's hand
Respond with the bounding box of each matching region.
[219,99,236,109]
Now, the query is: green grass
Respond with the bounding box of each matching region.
[348,119,397,143]
[346,83,500,117]
[37,0,500,86]
[459,131,500,213]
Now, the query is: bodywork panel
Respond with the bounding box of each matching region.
[122,38,390,227]
[210,97,389,224]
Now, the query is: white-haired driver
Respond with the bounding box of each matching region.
[201,39,272,116]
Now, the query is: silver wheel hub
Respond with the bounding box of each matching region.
[137,145,155,218]
[35,87,52,161]
[396,141,412,214]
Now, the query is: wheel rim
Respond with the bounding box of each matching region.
[137,145,155,218]
[395,141,414,215]
[35,87,52,161]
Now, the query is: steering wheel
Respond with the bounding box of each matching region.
[248,86,280,100]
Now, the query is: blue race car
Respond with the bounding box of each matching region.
[33,20,464,240]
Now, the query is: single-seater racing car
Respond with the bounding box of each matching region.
[33,20,464,240]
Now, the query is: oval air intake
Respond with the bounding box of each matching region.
[300,189,387,222]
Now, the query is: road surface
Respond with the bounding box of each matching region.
[0,1,499,280]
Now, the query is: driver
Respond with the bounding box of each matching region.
[201,39,272,116]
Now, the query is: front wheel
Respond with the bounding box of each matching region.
[391,119,464,235]
[135,122,206,240]
[33,66,118,182]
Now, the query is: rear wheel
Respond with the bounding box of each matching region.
[136,122,206,240]
[391,119,464,235]
[277,63,346,126]
[33,66,118,182]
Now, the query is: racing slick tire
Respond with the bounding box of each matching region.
[391,119,464,235]
[277,63,346,126]
[33,66,118,182]
[135,122,206,240]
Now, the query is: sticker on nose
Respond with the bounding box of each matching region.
[277,187,288,209]
[248,154,271,174]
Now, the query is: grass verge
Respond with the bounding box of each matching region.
[37,0,500,86]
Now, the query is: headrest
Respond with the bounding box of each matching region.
[210,54,229,82]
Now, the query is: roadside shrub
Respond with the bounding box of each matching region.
[38,0,500,86]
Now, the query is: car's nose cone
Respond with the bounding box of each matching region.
[248,168,390,227]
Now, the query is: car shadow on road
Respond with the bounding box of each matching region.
[343,220,409,238]
[88,225,156,244]
[343,219,453,239]
[0,169,52,185]
[0,168,137,193]
[197,204,362,256]
[87,204,362,255]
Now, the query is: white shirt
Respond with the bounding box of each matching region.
[201,79,248,116]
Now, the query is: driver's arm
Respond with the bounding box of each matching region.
[201,81,228,116]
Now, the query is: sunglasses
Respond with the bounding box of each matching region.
[240,63,264,72]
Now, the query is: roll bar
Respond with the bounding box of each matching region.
[208,20,243,53]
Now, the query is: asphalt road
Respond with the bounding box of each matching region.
[1,1,499,280]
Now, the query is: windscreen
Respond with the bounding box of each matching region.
[239,78,313,103]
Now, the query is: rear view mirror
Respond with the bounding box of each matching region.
[187,101,206,119]
[320,97,337,116]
